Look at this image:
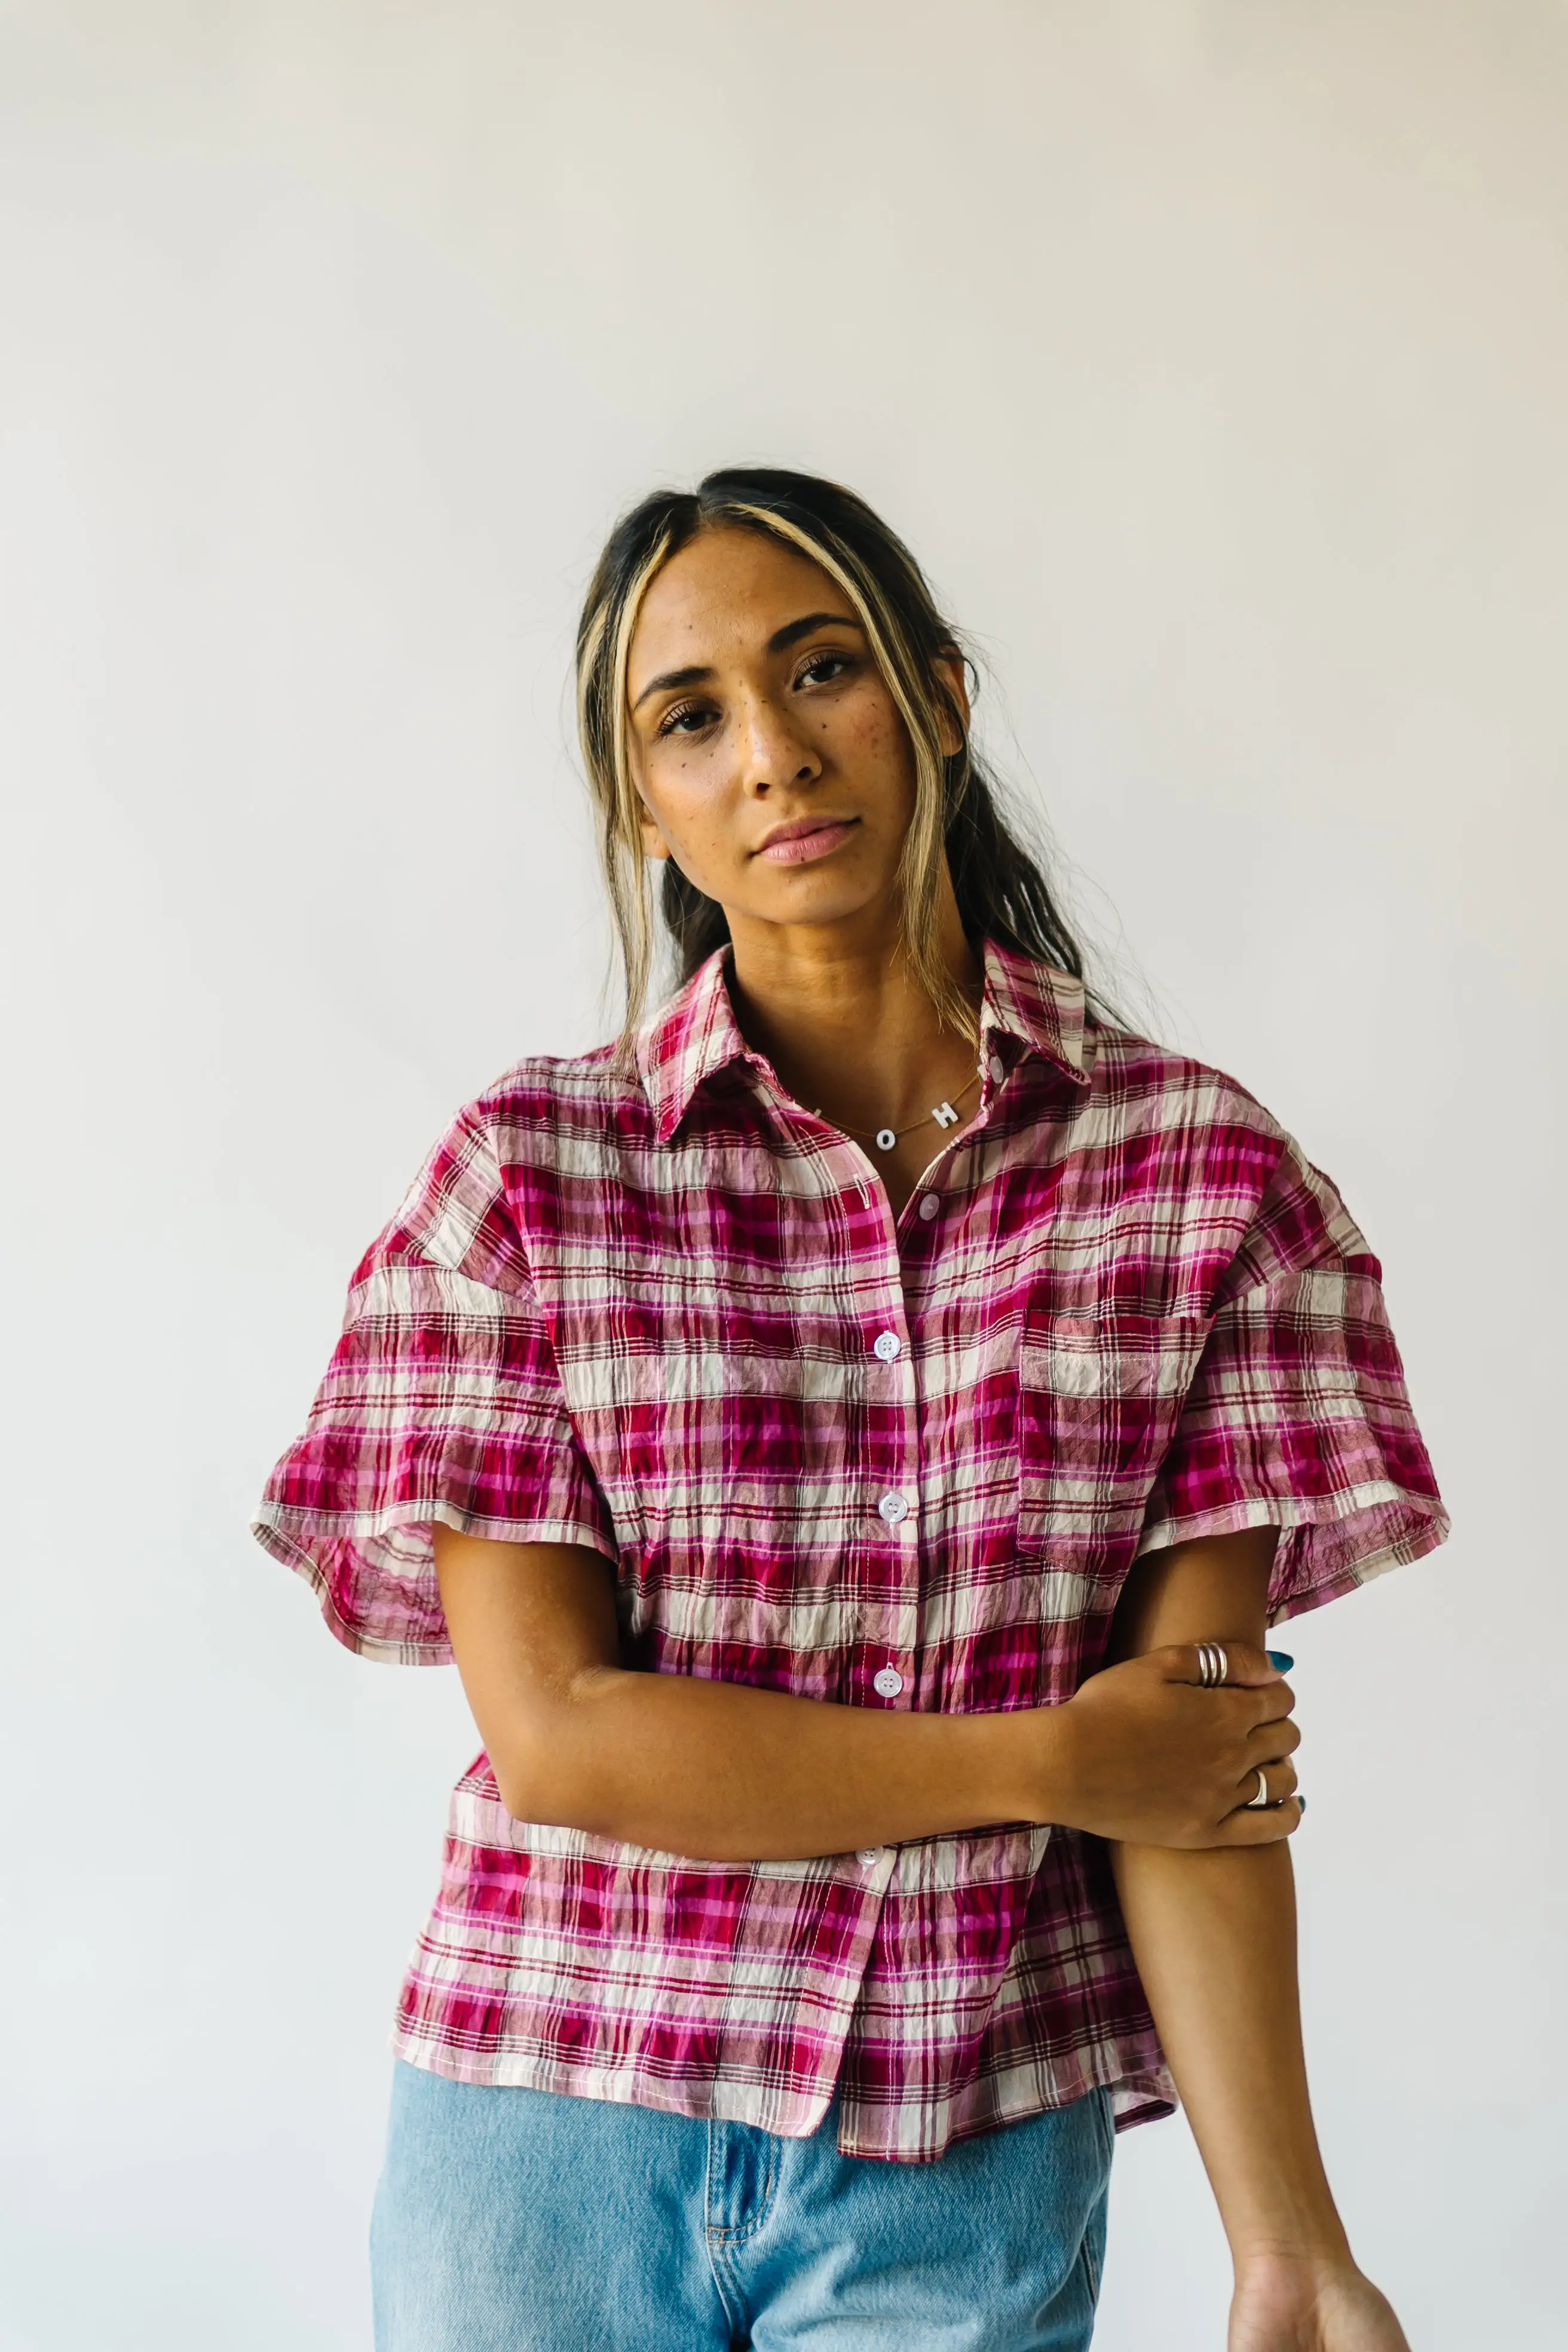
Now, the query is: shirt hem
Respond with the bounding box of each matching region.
[387,2028,1178,2163]
[387,2031,837,2142]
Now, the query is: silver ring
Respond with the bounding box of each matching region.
[1244,1766,1271,1808]
[1196,1642,1228,1689]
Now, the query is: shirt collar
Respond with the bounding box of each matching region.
[636,939,1092,1144]
[977,939,1093,1085]
[636,948,753,1144]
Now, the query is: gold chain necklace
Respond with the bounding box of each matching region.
[812,1064,984,1154]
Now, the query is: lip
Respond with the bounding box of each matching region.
[754,816,859,866]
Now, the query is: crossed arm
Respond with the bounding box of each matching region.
[434,1523,1408,2350]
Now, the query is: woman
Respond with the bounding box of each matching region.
[255,468,1447,2351]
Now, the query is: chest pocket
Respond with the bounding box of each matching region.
[1016,1310,1209,1567]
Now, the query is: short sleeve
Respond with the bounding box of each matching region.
[250,1107,618,1662]
[1136,1137,1449,1625]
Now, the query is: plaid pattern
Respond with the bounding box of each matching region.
[253,944,1447,2159]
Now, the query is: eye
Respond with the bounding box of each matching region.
[795,650,856,690]
[657,697,716,737]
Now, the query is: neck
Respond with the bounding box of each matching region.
[723,890,983,1131]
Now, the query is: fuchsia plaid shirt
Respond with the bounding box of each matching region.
[253,943,1446,2160]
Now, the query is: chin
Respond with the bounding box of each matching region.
[756,872,892,927]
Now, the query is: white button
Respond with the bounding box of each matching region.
[872,1331,901,1362]
[877,1490,909,1525]
[856,1847,884,1867]
[988,1053,1006,1085]
[872,1665,905,1698]
[917,1194,939,1221]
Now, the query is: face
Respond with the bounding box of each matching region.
[624,526,963,943]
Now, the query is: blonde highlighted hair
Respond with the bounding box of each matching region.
[575,467,1088,1056]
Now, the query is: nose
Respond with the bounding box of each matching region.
[736,688,822,798]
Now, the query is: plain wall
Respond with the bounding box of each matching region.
[2,4,1564,2345]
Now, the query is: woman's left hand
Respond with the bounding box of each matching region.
[1229,2255,1411,2351]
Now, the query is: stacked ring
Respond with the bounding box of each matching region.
[1195,1642,1229,1689]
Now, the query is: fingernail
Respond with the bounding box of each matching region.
[1297,1796,1306,1812]
[1267,1650,1294,1671]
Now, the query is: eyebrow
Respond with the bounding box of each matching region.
[630,611,862,711]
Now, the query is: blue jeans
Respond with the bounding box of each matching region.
[371,2060,1113,2350]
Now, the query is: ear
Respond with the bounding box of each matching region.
[636,800,672,862]
[932,648,971,759]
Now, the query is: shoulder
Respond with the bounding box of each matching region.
[466,1042,653,1160]
[1086,1023,1289,1161]
[366,1045,654,1289]
[1081,1025,1371,1284]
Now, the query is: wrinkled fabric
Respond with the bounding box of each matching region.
[255,944,1446,2159]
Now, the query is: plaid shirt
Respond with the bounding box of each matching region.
[253,943,1446,2160]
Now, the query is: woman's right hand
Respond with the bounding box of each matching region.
[1038,1643,1301,1846]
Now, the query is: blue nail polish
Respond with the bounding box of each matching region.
[1297,1796,1306,1812]
[1267,1650,1294,1671]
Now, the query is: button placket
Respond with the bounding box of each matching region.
[832,1148,921,1723]
[869,1484,917,1701]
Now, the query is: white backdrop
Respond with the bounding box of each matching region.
[2,5,1564,2347]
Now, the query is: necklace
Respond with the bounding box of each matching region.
[813,1064,984,1154]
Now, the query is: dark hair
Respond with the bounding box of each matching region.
[576,464,1091,1042]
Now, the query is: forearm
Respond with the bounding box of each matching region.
[1107,1527,1344,2268]
[440,1527,1052,1860]
[500,1664,1042,1860]
[437,1529,1302,1867]
[1112,1838,1347,2265]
